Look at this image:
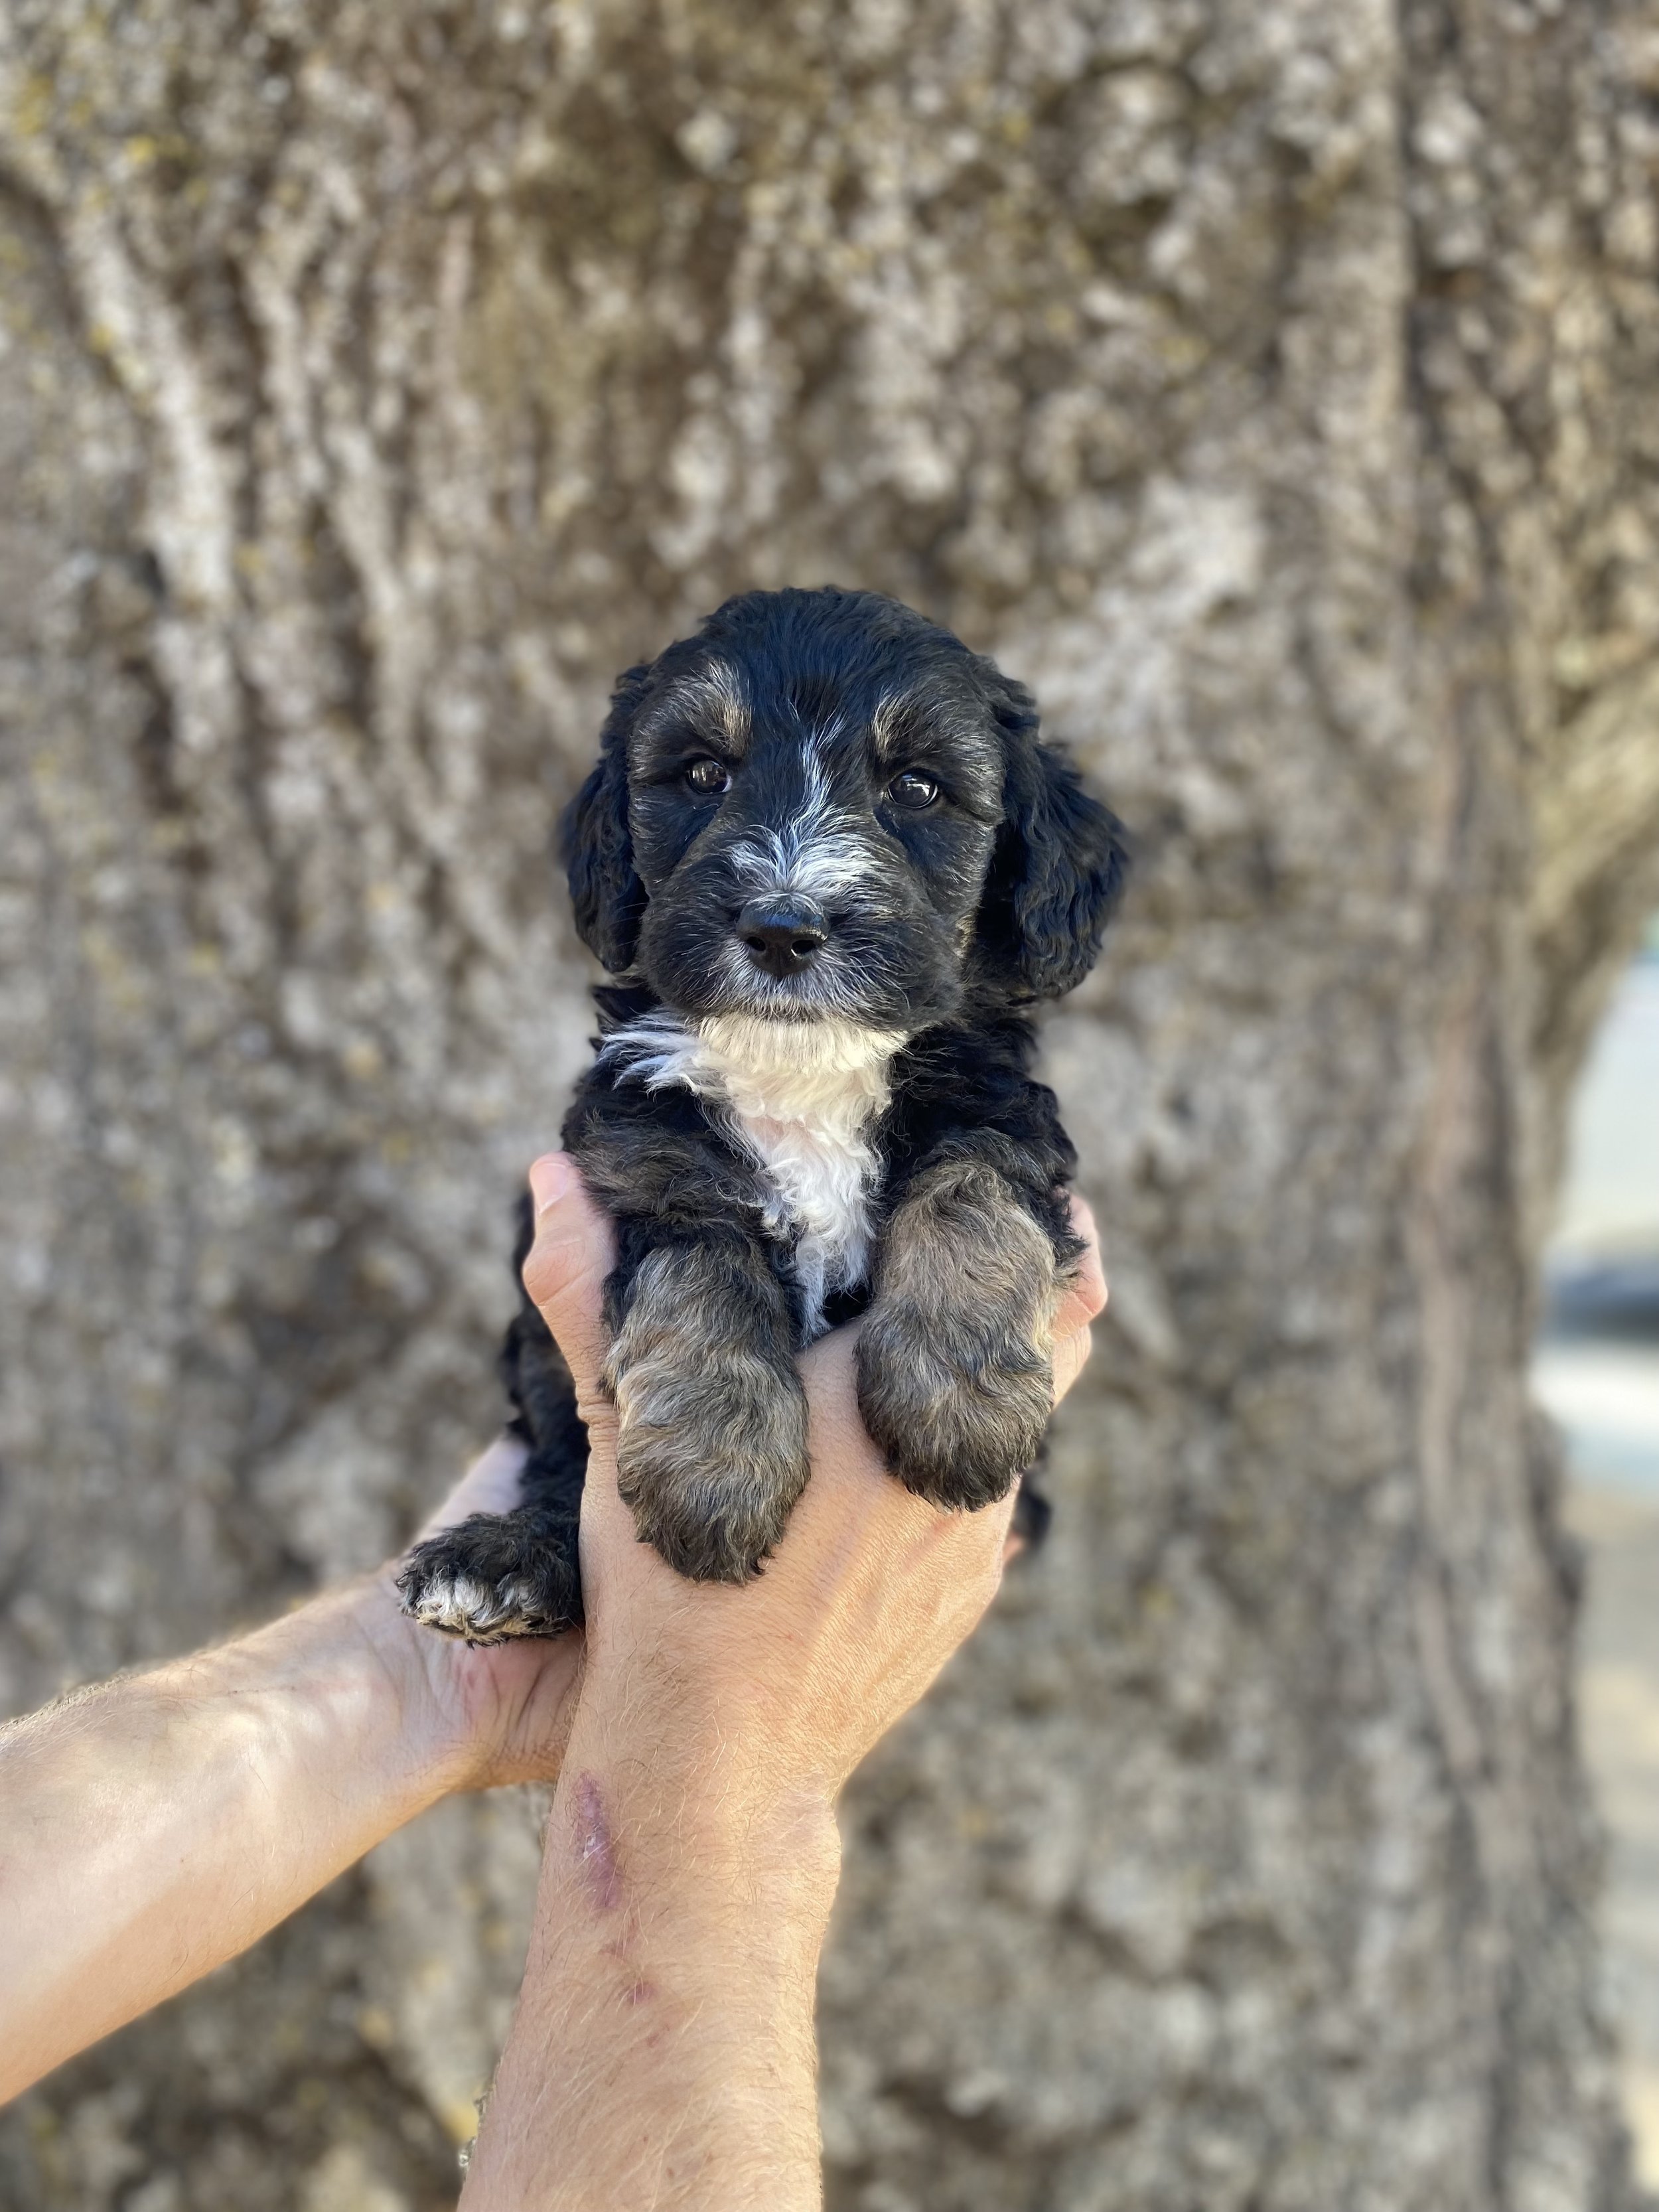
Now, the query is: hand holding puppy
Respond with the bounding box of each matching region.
[459,1153,1105,2210]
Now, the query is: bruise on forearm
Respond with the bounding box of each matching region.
[463,1761,832,2210]
[572,1771,626,1913]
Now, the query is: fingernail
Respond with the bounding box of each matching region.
[529,1153,574,1217]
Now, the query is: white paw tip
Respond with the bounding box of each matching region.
[403,1566,548,1643]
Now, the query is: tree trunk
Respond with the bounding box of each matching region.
[4,2,1659,2205]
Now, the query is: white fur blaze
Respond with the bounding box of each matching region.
[601,1011,901,1337]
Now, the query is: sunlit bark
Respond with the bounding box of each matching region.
[3,1,1658,2203]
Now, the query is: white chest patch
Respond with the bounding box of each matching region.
[599,1011,904,1339]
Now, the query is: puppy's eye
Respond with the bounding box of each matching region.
[887,770,940,811]
[685,757,731,795]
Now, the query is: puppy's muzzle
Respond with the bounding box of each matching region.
[737,893,828,980]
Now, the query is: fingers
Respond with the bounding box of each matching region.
[1052,1195,1106,1402]
[800,1325,1021,1579]
[520,1154,617,1406]
[521,1162,1102,1420]
[528,1161,1102,1576]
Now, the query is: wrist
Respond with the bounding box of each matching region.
[463,1744,835,2211]
[310,1573,474,1806]
[552,1707,844,1952]
[346,1566,587,1797]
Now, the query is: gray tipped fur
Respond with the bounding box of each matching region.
[855,1162,1060,1509]
[605,1244,810,1582]
[397,1503,584,1645]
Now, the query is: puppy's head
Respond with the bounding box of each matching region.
[565,588,1127,1030]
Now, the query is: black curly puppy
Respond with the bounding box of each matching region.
[398,587,1127,1643]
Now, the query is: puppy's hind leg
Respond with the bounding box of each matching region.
[605,1236,809,1584]
[397,1491,583,1645]
[399,1256,588,1644]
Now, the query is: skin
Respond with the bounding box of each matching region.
[463,1154,1104,2211]
[0,1155,1104,2208]
[0,1436,582,2104]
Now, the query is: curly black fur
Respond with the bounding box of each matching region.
[399,587,1125,1642]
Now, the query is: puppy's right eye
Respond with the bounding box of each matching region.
[685,757,731,795]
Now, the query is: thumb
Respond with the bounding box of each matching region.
[520,1153,615,1408]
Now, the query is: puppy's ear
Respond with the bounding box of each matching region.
[561,671,648,972]
[976,673,1129,1001]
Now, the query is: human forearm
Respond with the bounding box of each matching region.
[461,1722,840,2212]
[0,1575,463,2099]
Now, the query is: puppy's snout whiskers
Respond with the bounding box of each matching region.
[712,933,872,1020]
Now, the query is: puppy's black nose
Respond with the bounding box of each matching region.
[737,895,828,978]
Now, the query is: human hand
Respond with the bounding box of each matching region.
[367,1434,589,1794]
[380,1149,1103,1809]
[519,1150,1106,1834]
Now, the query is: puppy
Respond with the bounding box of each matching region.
[398,587,1127,1641]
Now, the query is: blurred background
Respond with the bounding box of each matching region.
[1542,918,1659,2187]
[3,4,1659,2209]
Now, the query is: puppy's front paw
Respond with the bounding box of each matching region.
[613,1360,809,1584]
[605,1246,809,1583]
[856,1295,1052,1509]
[397,1507,581,1644]
[856,1161,1061,1510]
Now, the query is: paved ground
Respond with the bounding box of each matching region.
[1565,1483,1659,2189]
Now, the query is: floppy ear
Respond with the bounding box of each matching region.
[975,676,1130,1001]
[561,670,648,973]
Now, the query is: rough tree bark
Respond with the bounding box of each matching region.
[3,3,1659,2207]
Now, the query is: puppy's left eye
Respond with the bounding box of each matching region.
[887,770,940,810]
[685,757,731,795]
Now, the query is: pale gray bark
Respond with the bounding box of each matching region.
[3,2,1659,2206]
